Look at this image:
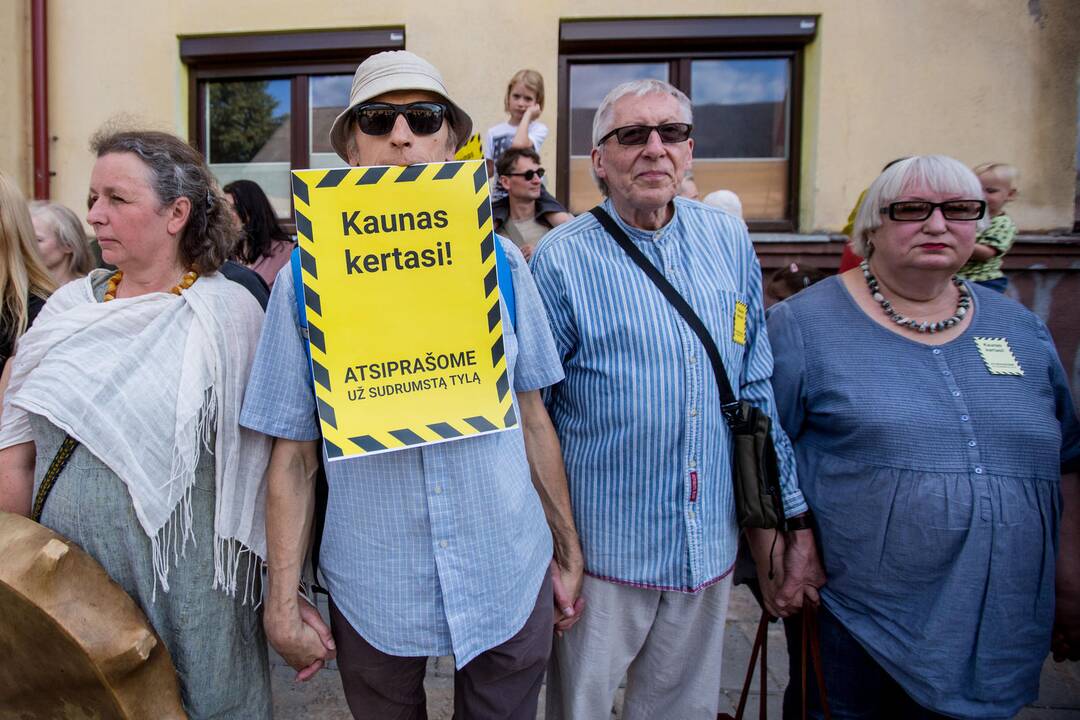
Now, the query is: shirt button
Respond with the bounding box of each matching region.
[932,349,941,355]
[974,467,984,475]
[689,356,697,365]
[689,408,698,417]
[952,391,961,397]
[434,485,443,495]
[942,370,951,376]
[968,440,977,447]
[687,509,695,519]
[439,540,448,549]
[688,459,697,469]
[961,415,969,422]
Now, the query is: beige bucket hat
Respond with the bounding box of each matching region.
[328,50,473,162]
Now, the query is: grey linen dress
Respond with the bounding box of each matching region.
[28,277,271,720]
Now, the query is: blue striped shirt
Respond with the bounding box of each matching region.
[240,237,562,667]
[530,197,805,591]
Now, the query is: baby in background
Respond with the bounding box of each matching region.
[957,162,1019,293]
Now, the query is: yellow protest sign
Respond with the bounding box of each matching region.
[454,133,484,161]
[290,160,516,460]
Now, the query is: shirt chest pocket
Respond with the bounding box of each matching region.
[691,288,748,378]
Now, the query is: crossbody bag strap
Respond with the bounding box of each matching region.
[30,434,79,523]
[588,206,742,426]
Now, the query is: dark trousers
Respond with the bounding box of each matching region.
[782,606,952,720]
[329,572,553,720]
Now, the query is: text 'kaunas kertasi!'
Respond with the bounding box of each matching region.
[341,209,452,275]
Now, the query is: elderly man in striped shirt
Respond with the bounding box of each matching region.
[531,79,822,719]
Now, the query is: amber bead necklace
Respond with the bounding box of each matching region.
[103,269,198,302]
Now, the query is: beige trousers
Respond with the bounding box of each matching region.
[546,573,733,720]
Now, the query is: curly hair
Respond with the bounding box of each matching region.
[89,129,239,273]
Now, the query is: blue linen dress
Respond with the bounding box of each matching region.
[767,276,1080,718]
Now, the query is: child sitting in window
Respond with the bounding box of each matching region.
[957,162,1019,293]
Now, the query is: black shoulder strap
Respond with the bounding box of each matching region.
[588,206,743,426]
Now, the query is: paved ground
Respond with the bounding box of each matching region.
[271,586,1080,719]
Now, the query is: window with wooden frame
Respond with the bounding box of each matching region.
[557,17,817,232]
[180,28,405,223]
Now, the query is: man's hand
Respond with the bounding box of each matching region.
[520,244,535,262]
[265,595,336,681]
[550,558,585,637]
[774,528,826,615]
[745,527,787,618]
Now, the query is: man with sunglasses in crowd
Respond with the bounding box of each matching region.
[530,79,822,719]
[492,147,572,262]
[240,50,583,720]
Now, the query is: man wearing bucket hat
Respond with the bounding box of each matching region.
[240,51,583,719]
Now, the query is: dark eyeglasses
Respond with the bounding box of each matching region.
[880,200,986,222]
[596,123,693,146]
[504,168,545,181]
[352,102,447,136]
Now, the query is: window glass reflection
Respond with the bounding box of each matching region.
[310,74,353,169]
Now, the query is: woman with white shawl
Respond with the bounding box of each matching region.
[0,129,273,718]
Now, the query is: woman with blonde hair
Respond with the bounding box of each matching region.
[30,201,95,286]
[0,171,56,372]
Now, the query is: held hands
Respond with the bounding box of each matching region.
[775,528,826,615]
[550,558,585,637]
[264,594,337,681]
[746,525,826,618]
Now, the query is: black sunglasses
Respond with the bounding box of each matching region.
[352,102,447,136]
[880,200,986,222]
[504,168,545,181]
[596,123,693,146]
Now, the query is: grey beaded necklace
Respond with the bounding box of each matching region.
[861,260,970,334]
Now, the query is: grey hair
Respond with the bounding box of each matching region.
[29,201,95,276]
[851,155,991,258]
[590,79,693,196]
[89,129,238,273]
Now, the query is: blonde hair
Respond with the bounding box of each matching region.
[851,155,990,258]
[505,69,545,112]
[0,171,56,341]
[973,162,1020,187]
[30,201,95,278]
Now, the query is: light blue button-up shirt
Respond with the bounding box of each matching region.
[530,197,804,591]
[240,238,563,667]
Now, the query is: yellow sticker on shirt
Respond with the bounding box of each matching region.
[974,337,1023,376]
[733,302,748,345]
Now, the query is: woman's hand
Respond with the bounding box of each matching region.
[776,528,826,613]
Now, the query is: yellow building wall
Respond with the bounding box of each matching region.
[20,0,1080,233]
[0,0,31,190]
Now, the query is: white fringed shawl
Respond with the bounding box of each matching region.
[0,270,271,600]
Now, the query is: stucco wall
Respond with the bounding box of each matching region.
[0,0,31,189]
[8,0,1080,233]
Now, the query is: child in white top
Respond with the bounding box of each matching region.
[485,69,571,232]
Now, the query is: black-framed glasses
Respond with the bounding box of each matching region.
[504,168,545,181]
[596,123,693,146]
[880,200,986,222]
[352,102,447,136]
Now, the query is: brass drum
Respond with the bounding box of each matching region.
[0,511,186,719]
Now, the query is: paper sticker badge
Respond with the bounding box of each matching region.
[974,337,1023,376]
[733,301,748,345]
